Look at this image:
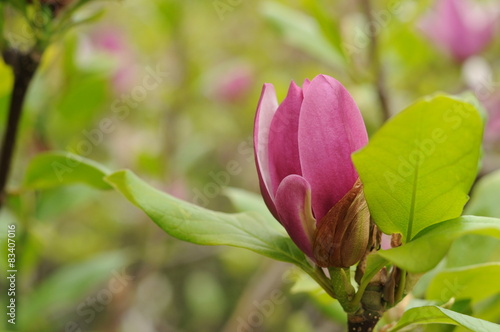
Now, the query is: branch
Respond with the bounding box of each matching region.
[0,49,40,209]
[361,0,391,121]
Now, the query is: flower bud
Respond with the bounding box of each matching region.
[254,75,368,260]
[313,179,370,268]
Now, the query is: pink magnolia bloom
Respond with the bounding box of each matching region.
[87,27,138,93]
[419,0,498,62]
[212,66,254,103]
[254,75,369,260]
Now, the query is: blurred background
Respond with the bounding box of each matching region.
[0,0,500,331]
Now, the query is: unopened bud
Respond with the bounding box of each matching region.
[313,178,370,268]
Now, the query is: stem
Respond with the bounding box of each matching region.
[351,276,371,309]
[395,269,406,303]
[348,281,385,331]
[311,266,338,300]
[360,0,390,121]
[348,311,381,332]
[351,259,386,310]
[0,49,40,209]
[329,267,358,312]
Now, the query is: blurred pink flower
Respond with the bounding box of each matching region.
[212,66,254,103]
[419,0,498,62]
[92,29,127,53]
[88,27,139,93]
[483,93,500,145]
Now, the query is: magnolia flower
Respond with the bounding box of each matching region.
[254,75,370,267]
[212,65,254,103]
[419,0,498,62]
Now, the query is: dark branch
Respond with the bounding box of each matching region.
[0,49,40,209]
[361,0,391,121]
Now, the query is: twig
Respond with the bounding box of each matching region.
[0,49,40,209]
[361,0,391,121]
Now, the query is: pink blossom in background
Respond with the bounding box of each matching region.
[419,0,499,62]
[211,65,254,103]
[483,93,500,146]
[88,27,139,93]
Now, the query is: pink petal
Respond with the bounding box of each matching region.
[298,75,368,221]
[254,83,279,217]
[302,78,311,93]
[268,81,304,195]
[380,234,392,250]
[274,175,316,258]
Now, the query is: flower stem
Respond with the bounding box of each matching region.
[0,49,40,209]
[328,267,358,312]
[311,266,338,299]
[351,276,370,309]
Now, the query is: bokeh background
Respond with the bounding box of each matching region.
[1,0,500,331]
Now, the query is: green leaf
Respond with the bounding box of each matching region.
[353,95,483,241]
[260,1,344,68]
[377,216,500,273]
[446,234,500,268]
[105,170,309,269]
[223,187,279,227]
[426,263,500,304]
[24,151,112,190]
[388,306,500,332]
[466,169,500,218]
[301,1,345,61]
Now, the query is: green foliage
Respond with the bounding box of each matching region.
[224,187,277,226]
[2,0,500,330]
[426,263,500,304]
[466,169,500,218]
[389,306,500,332]
[353,95,483,242]
[24,151,111,190]
[105,169,308,268]
[377,216,500,273]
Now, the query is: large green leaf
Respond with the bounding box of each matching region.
[353,95,483,242]
[466,169,500,218]
[377,216,500,273]
[446,234,500,268]
[105,170,309,269]
[223,187,276,222]
[388,306,500,332]
[426,263,500,304]
[24,151,112,190]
